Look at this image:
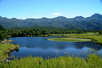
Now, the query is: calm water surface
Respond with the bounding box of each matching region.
[9,37,102,59]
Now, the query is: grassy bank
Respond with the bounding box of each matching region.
[0,42,19,60]
[50,32,98,36]
[49,33,102,44]
[48,38,91,42]
[0,54,102,68]
[68,35,102,45]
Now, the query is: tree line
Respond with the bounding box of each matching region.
[0,26,102,40]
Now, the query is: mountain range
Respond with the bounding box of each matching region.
[0,13,102,30]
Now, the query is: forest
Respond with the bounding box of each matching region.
[0,25,102,41]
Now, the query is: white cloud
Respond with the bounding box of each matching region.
[52,12,61,15]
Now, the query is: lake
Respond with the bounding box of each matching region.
[9,37,102,59]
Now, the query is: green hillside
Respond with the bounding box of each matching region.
[0,13,102,30]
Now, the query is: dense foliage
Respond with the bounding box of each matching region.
[0,26,8,40]
[0,25,101,39]
[99,30,102,35]
[8,26,86,37]
[0,13,102,30]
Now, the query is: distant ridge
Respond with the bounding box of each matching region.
[0,13,102,30]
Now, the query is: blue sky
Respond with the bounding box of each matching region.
[0,0,102,19]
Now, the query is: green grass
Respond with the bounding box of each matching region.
[48,38,91,42]
[69,35,102,44]
[0,54,102,68]
[0,43,19,60]
[50,32,98,36]
[49,33,102,44]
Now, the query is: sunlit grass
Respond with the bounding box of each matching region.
[69,36,102,44]
[0,54,102,68]
[50,32,98,36]
[0,43,19,60]
[48,38,91,42]
[49,33,102,45]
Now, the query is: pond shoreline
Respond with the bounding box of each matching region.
[0,36,102,68]
[49,34,102,45]
[9,33,102,45]
[0,39,19,61]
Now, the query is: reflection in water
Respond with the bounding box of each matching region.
[9,37,102,59]
[74,42,102,50]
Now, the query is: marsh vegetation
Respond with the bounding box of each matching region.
[48,38,91,42]
[0,43,19,60]
[1,54,102,68]
[49,33,102,45]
